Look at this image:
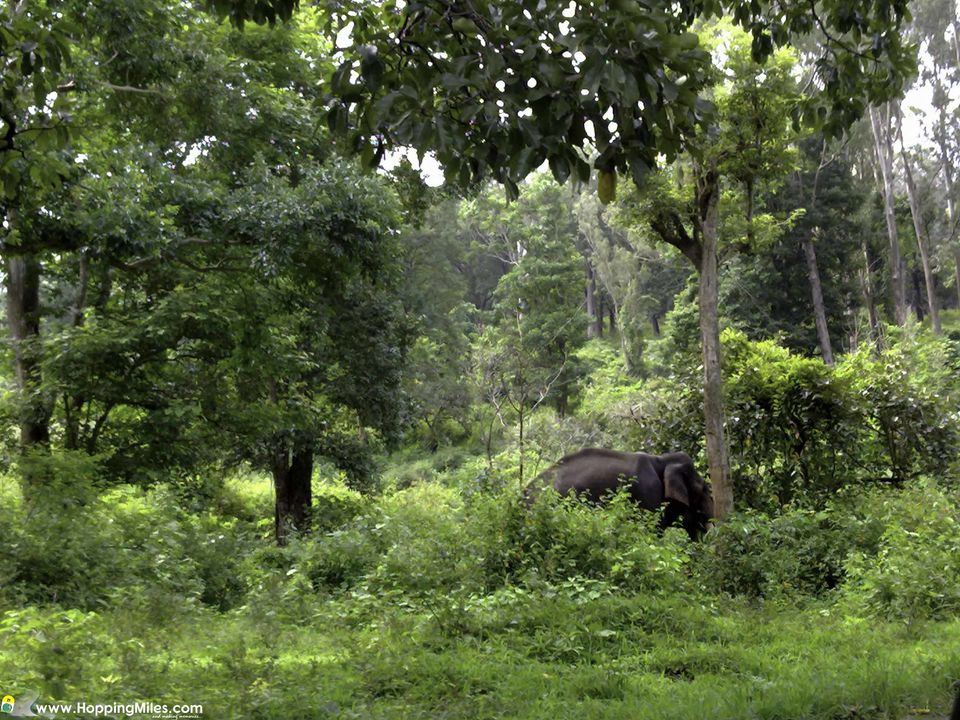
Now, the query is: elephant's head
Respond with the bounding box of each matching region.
[664,462,714,539]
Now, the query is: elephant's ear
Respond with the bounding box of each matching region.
[663,464,690,506]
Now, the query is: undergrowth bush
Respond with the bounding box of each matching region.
[381,446,477,490]
[723,331,856,509]
[698,508,853,598]
[278,481,692,601]
[465,491,691,594]
[1,476,253,613]
[843,481,960,620]
[312,482,370,533]
[368,484,467,594]
[720,329,960,511]
[838,335,960,483]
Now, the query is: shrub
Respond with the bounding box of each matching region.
[719,330,960,511]
[697,508,851,598]
[466,490,691,595]
[843,481,960,620]
[2,471,254,612]
[286,483,466,595]
[215,472,274,522]
[312,482,370,533]
[367,483,467,595]
[618,377,704,459]
[283,524,380,590]
[722,330,859,510]
[838,336,960,484]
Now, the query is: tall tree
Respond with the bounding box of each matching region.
[466,173,587,427]
[578,188,689,372]
[868,103,909,325]
[1,2,75,475]
[4,3,411,544]
[898,119,942,334]
[909,0,960,308]
[615,33,802,517]
[800,144,835,365]
[719,139,864,355]
[210,163,407,543]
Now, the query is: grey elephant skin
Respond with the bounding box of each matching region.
[528,448,714,540]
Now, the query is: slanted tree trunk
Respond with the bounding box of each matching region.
[869,104,908,325]
[585,259,601,339]
[947,20,960,306]
[899,127,942,333]
[609,298,635,373]
[954,249,960,309]
[63,254,91,451]
[953,17,960,69]
[696,167,732,520]
[801,143,835,365]
[272,440,314,545]
[650,313,661,337]
[803,231,834,364]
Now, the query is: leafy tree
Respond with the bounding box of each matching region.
[203,162,407,542]
[909,0,960,308]
[613,31,805,516]
[395,196,478,450]
[720,138,864,355]
[868,102,910,326]
[466,174,587,479]
[577,189,691,372]
[2,4,411,544]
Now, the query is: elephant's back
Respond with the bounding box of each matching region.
[553,448,643,501]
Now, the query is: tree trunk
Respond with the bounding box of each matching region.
[912,268,925,323]
[860,238,882,349]
[272,441,314,545]
[935,103,960,309]
[517,403,525,486]
[5,250,51,456]
[899,132,942,333]
[650,313,661,337]
[64,254,91,451]
[954,18,960,69]
[869,104,907,325]
[802,231,834,365]
[612,300,634,374]
[648,164,732,517]
[697,167,733,520]
[801,142,836,364]
[955,249,960,309]
[585,259,601,339]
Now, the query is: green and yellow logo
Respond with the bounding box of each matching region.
[0,695,14,714]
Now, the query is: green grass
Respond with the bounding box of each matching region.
[2,471,959,719]
[1,590,958,719]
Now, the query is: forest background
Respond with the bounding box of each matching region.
[1,0,960,717]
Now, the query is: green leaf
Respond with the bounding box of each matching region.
[548,153,571,184]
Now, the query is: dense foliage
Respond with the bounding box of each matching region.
[2,0,960,717]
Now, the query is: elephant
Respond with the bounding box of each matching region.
[527,448,714,540]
